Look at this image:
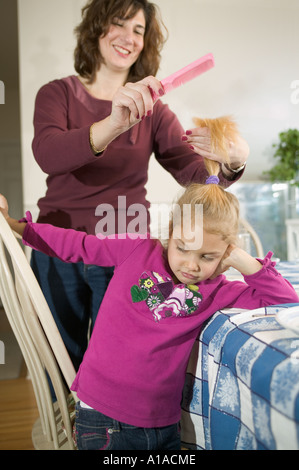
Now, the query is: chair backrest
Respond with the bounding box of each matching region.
[0,212,77,449]
[239,218,264,258]
[286,219,299,261]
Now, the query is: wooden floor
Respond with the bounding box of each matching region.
[0,306,39,450]
[0,375,39,450]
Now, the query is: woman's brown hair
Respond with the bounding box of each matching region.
[74,0,167,84]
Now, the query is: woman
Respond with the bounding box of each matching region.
[31,0,249,370]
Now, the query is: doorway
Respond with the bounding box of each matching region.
[0,0,23,219]
[0,0,24,376]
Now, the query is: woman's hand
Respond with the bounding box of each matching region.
[110,76,164,132]
[90,76,164,153]
[181,127,249,168]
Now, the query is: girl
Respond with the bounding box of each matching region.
[30,0,249,371]
[0,160,297,451]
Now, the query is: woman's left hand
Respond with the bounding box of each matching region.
[181,127,249,167]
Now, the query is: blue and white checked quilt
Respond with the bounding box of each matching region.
[181,304,299,450]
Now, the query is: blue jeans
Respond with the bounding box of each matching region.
[75,403,181,451]
[31,250,114,371]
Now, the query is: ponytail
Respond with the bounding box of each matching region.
[168,116,240,245]
[193,115,239,178]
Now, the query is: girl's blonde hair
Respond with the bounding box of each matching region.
[169,116,240,245]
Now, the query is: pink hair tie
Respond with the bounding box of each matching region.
[206,175,220,185]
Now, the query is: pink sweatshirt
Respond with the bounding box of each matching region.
[22,218,299,428]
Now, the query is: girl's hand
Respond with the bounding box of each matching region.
[210,244,236,279]
[181,127,249,168]
[211,244,263,279]
[0,193,26,236]
[0,194,9,219]
[109,76,164,133]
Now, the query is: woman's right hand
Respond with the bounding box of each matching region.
[109,76,164,133]
[90,76,164,154]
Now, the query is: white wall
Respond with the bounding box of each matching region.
[17,0,84,217]
[18,0,299,213]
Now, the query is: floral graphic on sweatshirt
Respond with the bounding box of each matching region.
[131,271,202,322]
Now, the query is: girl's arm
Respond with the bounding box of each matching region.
[0,194,143,268]
[212,245,299,307]
[223,245,263,275]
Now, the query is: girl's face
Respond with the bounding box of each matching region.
[167,226,229,284]
[99,9,146,73]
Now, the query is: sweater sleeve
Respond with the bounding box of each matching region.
[32,80,98,175]
[22,214,145,267]
[151,101,243,188]
[216,252,299,309]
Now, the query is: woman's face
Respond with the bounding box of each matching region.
[99,9,146,73]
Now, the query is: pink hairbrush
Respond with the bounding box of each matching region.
[151,53,215,101]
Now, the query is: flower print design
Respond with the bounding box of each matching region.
[151,285,159,294]
[130,271,203,322]
[146,293,164,310]
[143,278,154,290]
[153,298,182,322]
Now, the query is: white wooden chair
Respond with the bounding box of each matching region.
[239,218,264,258]
[0,212,77,450]
[286,219,299,261]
